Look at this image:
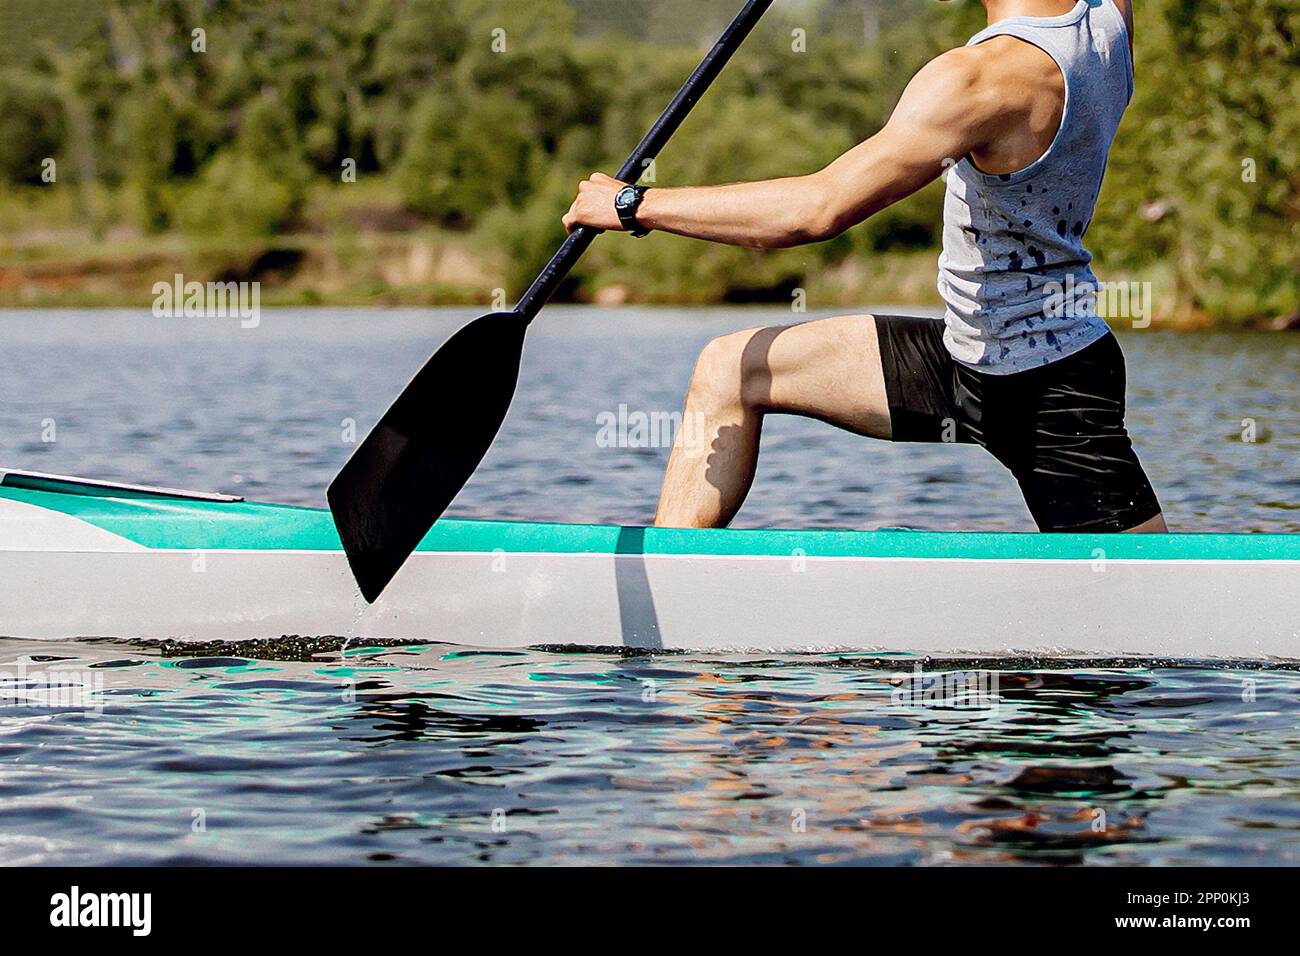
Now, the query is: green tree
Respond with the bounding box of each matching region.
[1094,0,1299,322]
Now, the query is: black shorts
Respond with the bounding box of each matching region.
[874,314,1162,532]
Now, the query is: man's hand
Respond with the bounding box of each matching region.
[562,172,629,234]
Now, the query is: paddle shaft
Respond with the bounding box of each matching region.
[513,0,775,321]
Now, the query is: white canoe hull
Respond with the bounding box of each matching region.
[1,547,1297,658]
[1,471,1296,658]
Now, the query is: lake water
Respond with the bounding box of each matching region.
[0,307,1297,865]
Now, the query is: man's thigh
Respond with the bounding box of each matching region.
[977,334,1164,533]
[733,313,893,439]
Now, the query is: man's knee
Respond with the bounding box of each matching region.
[689,327,765,409]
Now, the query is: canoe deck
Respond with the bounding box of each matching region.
[1,472,1296,657]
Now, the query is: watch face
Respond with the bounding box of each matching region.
[616,186,639,209]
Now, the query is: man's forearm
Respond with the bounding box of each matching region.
[637,175,836,249]
[563,48,999,248]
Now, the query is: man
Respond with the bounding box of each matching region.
[563,0,1165,534]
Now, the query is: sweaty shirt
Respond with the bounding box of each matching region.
[937,0,1133,374]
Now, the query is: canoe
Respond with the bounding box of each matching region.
[0,469,1296,658]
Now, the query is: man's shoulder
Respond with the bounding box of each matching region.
[944,36,1065,105]
[908,46,997,109]
[920,45,986,87]
[920,41,1055,109]
[927,39,1054,84]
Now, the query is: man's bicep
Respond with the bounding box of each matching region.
[816,51,996,228]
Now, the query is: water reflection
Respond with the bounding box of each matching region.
[4,639,1295,865]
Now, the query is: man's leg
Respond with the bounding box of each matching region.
[993,332,1168,536]
[1125,513,1168,532]
[654,314,892,528]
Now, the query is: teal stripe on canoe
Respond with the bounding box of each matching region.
[3,485,1298,561]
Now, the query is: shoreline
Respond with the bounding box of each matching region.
[3,233,1294,330]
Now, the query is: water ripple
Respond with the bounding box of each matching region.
[0,639,1297,865]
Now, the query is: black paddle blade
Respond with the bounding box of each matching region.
[328,312,529,602]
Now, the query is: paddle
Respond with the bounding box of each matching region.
[328,0,775,603]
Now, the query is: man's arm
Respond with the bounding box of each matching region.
[562,48,1006,249]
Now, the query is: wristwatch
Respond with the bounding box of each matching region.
[614,184,651,237]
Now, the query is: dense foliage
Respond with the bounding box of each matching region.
[0,0,1294,322]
